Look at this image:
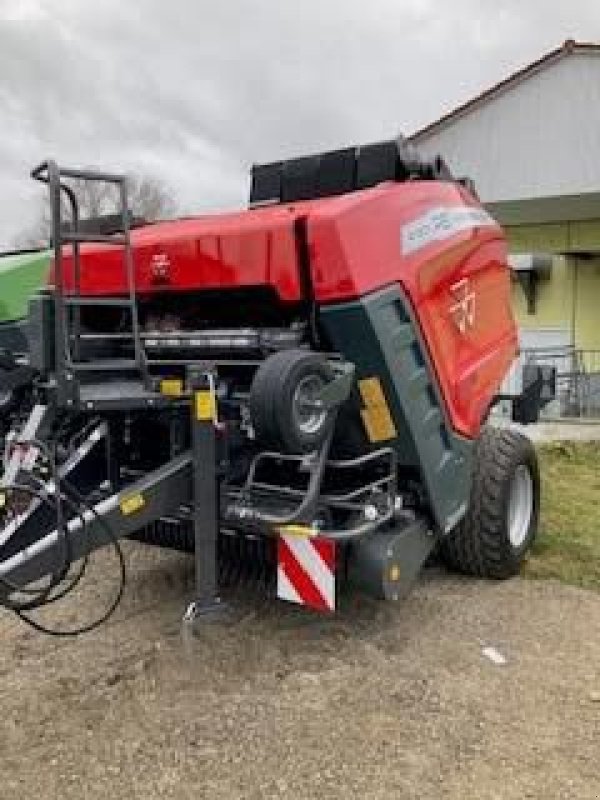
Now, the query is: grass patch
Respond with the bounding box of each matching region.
[524,441,600,591]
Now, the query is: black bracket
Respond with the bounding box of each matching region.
[314,361,355,412]
[512,364,557,424]
[516,270,540,314]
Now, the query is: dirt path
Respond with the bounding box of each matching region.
[1,544,599,799]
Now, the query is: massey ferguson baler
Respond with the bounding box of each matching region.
[0,138,549,633]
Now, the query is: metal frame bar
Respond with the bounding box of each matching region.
[118,179,147,384]
[242,445,395,491]
[0,453,192,593]
[244,474,395,508]
[186,371,221,614]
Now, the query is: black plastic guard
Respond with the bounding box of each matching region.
[320,285,473,534]
[0,319,29,355]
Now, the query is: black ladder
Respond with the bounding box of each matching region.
[31,161,149,407]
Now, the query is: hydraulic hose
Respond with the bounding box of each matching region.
[0,436,126,636]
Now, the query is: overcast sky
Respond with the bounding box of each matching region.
[1,0,599,247]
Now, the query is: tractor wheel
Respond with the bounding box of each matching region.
[440,427,540,579]
[250,350,336,454]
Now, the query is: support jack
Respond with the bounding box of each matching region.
[182,369,228,628]
[182,597,230,625]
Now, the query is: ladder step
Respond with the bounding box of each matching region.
[71,359,140,372]
[78,332,135,340]
[64,296,133,307]
[78,382,170,411]
[57,167,126,184]
[62,232,127,245]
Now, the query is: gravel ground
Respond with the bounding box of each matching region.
[1,543,599,800]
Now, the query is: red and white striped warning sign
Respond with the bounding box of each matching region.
[277,534,336,612]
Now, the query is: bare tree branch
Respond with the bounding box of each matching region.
[14,172,178,248]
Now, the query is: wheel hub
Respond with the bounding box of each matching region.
[292,375,327,436]
[507,464,533,548]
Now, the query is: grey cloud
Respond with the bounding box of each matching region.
[1,0,599,246]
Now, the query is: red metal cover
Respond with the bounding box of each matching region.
[53,206,307,302]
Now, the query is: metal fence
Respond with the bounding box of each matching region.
[520,348,600,420]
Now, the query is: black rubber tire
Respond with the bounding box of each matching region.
[250,350,335,454]
[248,350,284,451]
[440,427,540,579]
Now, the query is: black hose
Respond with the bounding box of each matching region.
[0,435,127,636]
[0,483,85,609]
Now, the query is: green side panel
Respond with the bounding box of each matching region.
[320,285,472,534]
[0,250,51,322]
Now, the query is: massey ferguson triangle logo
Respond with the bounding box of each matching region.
[150,252,171,284]
[449,278,475,334]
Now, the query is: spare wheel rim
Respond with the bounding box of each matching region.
[292,375,327,436]
[507,464,534,548]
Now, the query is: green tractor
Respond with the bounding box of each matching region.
[0,248,51,435]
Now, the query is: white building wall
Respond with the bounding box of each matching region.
[414,53,600,203]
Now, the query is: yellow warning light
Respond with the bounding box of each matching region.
[388,563,401,583]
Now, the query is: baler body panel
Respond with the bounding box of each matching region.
[52,182,516,439]
[305,181,517,437]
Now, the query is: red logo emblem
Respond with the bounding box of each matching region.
[449,278,475,334]
[150,252,171,284]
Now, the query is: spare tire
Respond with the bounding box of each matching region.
[250,350,336,454]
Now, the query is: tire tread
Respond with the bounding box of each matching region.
[440,427,539,579]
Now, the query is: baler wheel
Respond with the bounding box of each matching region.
[440,427,539,579]
[250,350,336,454]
